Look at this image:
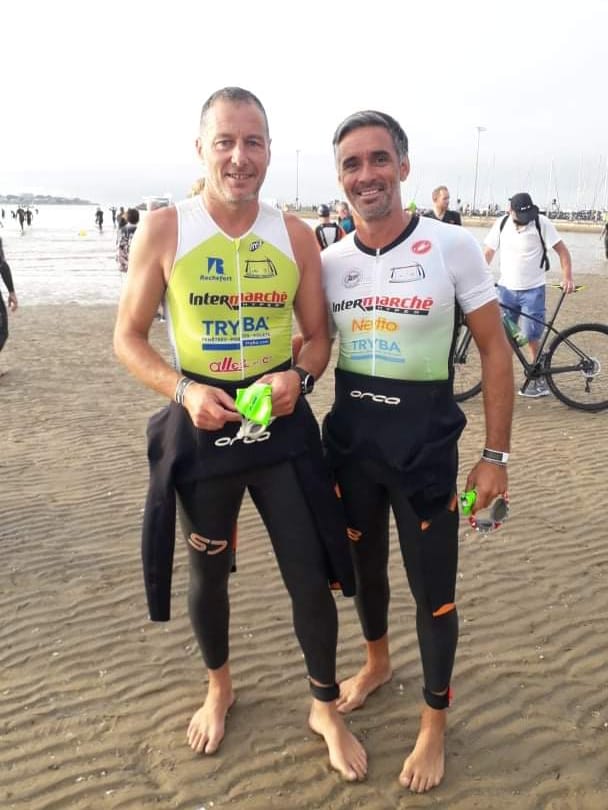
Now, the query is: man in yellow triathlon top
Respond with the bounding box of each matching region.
[113,87,367,781]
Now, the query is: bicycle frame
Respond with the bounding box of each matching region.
[500,290,569,382]
[454,285,608,409]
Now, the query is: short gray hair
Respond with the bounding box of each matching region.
[332,111,409,162]
[200,87,269,137]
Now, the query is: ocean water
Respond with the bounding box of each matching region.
[0,205,606,306]
[1,205,119,305]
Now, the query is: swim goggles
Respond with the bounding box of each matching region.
[460,490,510,534]
[234,382,273,427]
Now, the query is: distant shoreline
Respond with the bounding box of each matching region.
[0,196,94,206]
[296,209,603,234]
[461,216,603,234]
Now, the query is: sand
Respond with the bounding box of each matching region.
[1,277,607,810]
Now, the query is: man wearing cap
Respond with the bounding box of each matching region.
[483,192,574,398]
[314,205,344,250]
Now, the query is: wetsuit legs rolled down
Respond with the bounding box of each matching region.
[336,458,459,702]
[177,459,339,688]
[177,459,368,781]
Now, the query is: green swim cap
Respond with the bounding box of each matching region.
[235,382,273,426]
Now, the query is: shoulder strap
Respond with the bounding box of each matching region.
[534,216,550,271]
[315,225,328,250]
[495,214,509,249]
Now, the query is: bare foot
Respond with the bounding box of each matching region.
[399,705,447,793]
[336,663,392,714]
[187,685,235,755]
[308,700,367,781]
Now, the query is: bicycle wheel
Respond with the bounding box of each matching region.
[453,326,482,402]
[545,323,608,411]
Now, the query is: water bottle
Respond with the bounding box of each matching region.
[502,314,528,346]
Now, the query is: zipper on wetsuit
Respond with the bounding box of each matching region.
[372,248,380,376]
[234,238,245,379]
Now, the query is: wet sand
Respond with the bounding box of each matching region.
[1,277,607,809]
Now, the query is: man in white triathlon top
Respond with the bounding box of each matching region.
[320,110,514,793]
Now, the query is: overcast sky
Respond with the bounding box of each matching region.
[3,0,606,210]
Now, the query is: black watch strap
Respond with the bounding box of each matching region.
[293,365,315,395]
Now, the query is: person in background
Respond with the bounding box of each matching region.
[337,201,355,234]
[483,192,574,398]
[601,217,608,259]
[116,208,140,275]
[0,238,18,374]
[314,204,343,250]
[423,186,462,225]
[95,207,104,231]
[320,109,513,793]
[113,86,367,781]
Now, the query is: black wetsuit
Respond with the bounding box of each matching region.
[142,366,355,697]
[0,240,15,352]
[423,209,462,226]
[336,457,459,703]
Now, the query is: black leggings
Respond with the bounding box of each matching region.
[176,460,338,686]
[336,459,459,696]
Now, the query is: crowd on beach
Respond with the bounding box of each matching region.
[0,205,37,232]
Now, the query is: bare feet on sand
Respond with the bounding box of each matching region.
[399,705,447,793]
[336,663,392,714]
[308,700,367,781]
[187,667,235,755]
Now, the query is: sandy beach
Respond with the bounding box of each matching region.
[1,277,607,810]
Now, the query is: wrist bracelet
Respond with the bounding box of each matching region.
[174,376,194,406]
[481,447,509,465]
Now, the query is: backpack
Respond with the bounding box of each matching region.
[498,214,549,271]
[315,222,343,250]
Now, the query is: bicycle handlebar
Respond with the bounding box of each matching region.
[548,283,585,292]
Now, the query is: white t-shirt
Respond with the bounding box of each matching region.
[484,213,560,290]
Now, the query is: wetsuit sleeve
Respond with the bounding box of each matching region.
[0,259,15,294]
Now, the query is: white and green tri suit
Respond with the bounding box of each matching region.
[321,215,496,709]
[166,196,298,381]
[323,215,495,381]
[321,214,496,501]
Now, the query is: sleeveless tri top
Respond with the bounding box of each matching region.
[166,197,299,380]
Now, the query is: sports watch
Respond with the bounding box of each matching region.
[292,365,315,396]
[481,448,509,465]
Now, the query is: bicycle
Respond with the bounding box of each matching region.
[452,285,608,411]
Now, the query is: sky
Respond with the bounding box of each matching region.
[2,0,607,211]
